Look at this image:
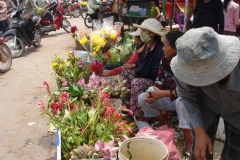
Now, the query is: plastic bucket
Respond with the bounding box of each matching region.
[74,50,89,62]
[119,137,168,160]
[139,8,147,16]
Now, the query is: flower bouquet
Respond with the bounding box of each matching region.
[79,23,121,63]
[80,1,88,7]
[51,51,92,88]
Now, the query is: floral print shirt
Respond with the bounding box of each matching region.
[154,57,177,100]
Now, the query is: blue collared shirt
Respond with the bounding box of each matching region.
[175,62,240,130]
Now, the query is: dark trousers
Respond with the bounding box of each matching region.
[89,9,99,19]
[23,19,34,44]
[45,12,53,23]
[1,19,7,34]
[190,116,240,160]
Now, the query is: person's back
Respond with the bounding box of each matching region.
[18,0,37,19]
[223,0,240,35]
[193,0,224,34]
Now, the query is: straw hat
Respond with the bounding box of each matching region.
[128,28,142,36]
[171,27,240,86]
[133,18,166,36]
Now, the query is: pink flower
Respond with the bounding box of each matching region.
[82,143,90,152]
[88,72,104,89]
[62,80,68,87]
[102,140,119,159]
[78,60,84,67]
[43,81,51,94]
[58,91,70,105]
[121,135,129,141]
[77,78,85,88]
[95,140,105,151]
[38,100,45,110]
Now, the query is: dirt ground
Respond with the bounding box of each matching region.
[0,17,91,159]
[0,17,224,159]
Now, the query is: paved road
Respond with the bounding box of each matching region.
[0,17,91,160]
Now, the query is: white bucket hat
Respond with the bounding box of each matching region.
[128,28,142,36]
[133,18,166,36]
[171,27,240,86]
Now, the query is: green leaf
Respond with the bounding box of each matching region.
[67,137,72,143]
[64,109,70,119]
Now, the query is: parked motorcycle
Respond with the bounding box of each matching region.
[2,9,42,58]
[0,38,12,72]
[59,0,81,18]
[40,5,72,36]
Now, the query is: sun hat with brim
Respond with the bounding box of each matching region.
[133,18,166,36]
[128,28,142,36]
[170,27,240,87]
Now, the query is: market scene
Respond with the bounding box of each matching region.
[0,0,239,159]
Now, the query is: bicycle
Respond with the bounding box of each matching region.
[84,13,92,28]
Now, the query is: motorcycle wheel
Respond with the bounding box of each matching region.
[84,14,92,28]
[33,26,42,47]
[0,42,12,73]
[4,35,25,58]
[62,19,72,33]
[72,8,81,18]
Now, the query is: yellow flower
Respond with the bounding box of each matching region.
[59,65,63,70]
[80,36,88,45]
[52,62,58,69]
[65,61,71,66]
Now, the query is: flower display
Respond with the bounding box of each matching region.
[39,77,132,159]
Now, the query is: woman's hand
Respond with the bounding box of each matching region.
[147,86,170,100]
[122,63,135,69]
[194,127,213,160]
[144,92,154,104]
[101,70,110,77]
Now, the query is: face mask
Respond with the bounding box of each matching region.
[140,32,151,43]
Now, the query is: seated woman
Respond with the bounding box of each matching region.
[138,31,192,155]
[122,18,165,118]
[101,28,144,77]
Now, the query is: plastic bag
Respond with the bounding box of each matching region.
[136,125,181,160]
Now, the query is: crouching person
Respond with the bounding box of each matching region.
[138,31,192,155]
[171,27,240,160]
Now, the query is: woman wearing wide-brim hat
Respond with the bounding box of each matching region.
[121,18,166,118]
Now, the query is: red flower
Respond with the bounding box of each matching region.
[50,103,63,113]
[115,113,122,120]
[70,26,78,33]
[89,60,104,75]
[43,81,51,94]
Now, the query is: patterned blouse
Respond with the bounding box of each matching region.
[154,57,177,100]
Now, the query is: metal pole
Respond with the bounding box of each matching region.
[170,0,175,32]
